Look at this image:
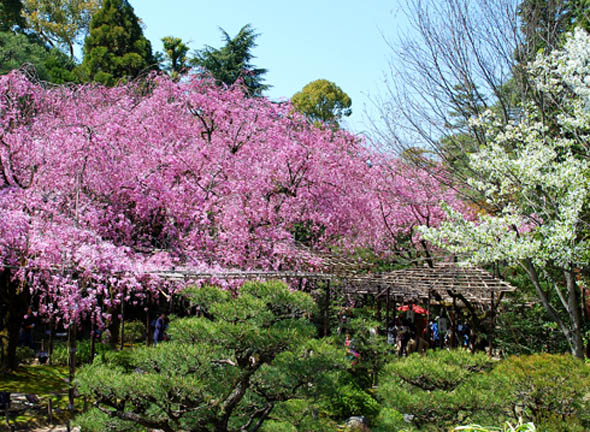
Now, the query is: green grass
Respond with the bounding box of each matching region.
[0,365,68,394]
[0,365,73,430]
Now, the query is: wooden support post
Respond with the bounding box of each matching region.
[427,290,431,344]
[376,292,382,324]
[451,296,458,348]
[4,398,9,431]
[120,301,125,350]
[489,290,495,357]
[68,324,76,415]
[146,306,151,346]
[323,280,331,337]
[392,296,397,326]
[90,315,95,362]
[41,322,46,354]
[48,318,54,365]
[386,288,391,329]
[47,398,53,423]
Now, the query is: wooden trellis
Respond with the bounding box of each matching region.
[151,258,515,355]
[151,262,514,302]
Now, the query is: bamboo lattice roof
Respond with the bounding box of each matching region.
[151,262,515,305]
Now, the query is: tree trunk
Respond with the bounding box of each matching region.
[1,271,29,370]
[565,270,584,359]
[120,301,125,350]
[3,307,23,370]
[90,316,96,362]
[522,260,585,359]
[109,306,121,349]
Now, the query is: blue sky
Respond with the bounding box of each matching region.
[129,1,409,135]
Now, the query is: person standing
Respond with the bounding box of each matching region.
[18,306,35,350]
[153,313,167,344]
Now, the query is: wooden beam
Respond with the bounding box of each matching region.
[323,280,331,337]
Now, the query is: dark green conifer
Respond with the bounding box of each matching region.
[192,24,269,96]
[81,0,156,86]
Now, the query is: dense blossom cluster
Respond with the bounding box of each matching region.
[0,71,462,324]
[419,29,590,269]
[418,29,590,356]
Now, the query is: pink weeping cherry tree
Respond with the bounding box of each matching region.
[0,71,465,368]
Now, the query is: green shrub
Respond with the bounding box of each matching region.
[123,320,145,343]
[390,349,493,391]
[324,381,380,421]
[51,339,113,366]
[15,346,35,366]
[491,354,590,429]
[341,316,393,389]
[75,408,142,432]
[373,407,412,432]
[453,422,536,431]
[377,351,590,431]
[377,349,506,430]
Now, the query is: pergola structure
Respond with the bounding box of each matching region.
[151,251,516,354]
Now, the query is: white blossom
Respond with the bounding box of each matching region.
[419,28,590,270]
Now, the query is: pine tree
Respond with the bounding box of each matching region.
[160,36,189,80]
[192,24,269,96]
[0,0,25,32]
[81,0,156,85]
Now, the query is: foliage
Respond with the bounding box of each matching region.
[15,346,35,365]
[191,24,268,96]
[291,79,352,126]
[373,407,409,432]
[74,281,348,432]
[76,409,142,432]
[50,339,113,366]
[418,28,590,358]
[454,422,536,432]
[491,354,590,429]
[123,319,145,343]
[0,0,25,31]
[495,288,572,355]
[159,35,189,80]
[81,0,156,85]
[342,316,392,389]
[377,349,502,430]
[0,31,77,82]
[517,0,590,63]
[0,365,68,393]
[493,266,574,355]
[21,0,101,58]
[322,379,380,422]
[376,350,589,431]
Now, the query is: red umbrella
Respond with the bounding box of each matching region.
[397,304,428,314]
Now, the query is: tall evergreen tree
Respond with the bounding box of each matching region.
[160,35,189,80]
[0,31,77,83]
[0,0,25,31]
[81,0,155,85]
[516,0,577,61]
[192,24,268,96]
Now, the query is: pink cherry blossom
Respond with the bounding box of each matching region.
[0,71,466,326]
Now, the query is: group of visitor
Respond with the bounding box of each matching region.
[340,305,476,363]
[388,313,472,355]
[10,308,170,361]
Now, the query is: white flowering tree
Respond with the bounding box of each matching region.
[419,29,590,358]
